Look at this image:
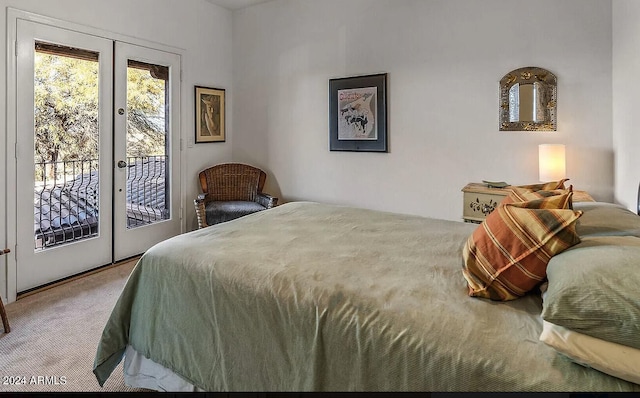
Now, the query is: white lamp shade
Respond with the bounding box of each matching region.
[539,144,566,182]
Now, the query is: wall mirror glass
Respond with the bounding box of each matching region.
[499,66,556,131]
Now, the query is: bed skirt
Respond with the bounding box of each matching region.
[123,345,202,392]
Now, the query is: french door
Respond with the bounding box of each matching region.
[15,20,181,292]
[113,42,181,260]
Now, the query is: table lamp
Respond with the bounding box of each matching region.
[539,144,565,182]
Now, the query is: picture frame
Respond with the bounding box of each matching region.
[195,86,225,143]
[329,73,387,152]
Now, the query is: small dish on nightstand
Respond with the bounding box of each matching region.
[482,180,510,189]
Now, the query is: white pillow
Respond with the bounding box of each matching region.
[540,320,640,385]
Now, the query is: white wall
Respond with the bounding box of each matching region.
[232,0,614,221]
[613,0,640,213]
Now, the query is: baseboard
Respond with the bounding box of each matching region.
[17,256,141,300]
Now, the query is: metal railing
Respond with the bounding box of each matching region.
[34,159,100,249]
[33,156,168,250]
[125,155,169,228]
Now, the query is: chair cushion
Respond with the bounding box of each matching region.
[205,201,266,225]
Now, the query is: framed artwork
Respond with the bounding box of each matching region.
[329,73,387,152]
[195,86,225,143]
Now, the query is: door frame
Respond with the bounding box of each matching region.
[4,8,187,303]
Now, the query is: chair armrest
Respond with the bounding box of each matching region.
[257,193,278,209]
[194,195,209,229]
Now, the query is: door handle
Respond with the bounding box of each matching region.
[117,160,127,168]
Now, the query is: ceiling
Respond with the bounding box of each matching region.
[206,0,272,10]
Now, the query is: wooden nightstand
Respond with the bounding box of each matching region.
[462,183,509,223]
[462,182,596,223]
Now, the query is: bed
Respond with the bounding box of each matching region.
[93,199,640,392]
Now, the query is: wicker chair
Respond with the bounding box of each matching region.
[194,163,278,228]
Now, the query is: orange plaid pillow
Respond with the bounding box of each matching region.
[517,179,570,191]
[462,200,582,301]
[502,186,574,208]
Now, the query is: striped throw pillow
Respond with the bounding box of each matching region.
[517,179,570,191]
[502,187,574,208]
[462,200,583,301]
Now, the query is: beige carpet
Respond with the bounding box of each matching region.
[0,260,148,392]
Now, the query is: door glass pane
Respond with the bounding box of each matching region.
[125,60,170,228]
[33,42,100,250]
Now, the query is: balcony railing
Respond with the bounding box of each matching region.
[34,156,168,250]
[125,156,169,228]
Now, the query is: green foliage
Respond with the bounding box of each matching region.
[126,67,166,158]
[34,52,166,179]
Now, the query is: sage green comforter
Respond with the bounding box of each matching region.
[93,202,640,391]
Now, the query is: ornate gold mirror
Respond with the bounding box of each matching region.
[499,67,556,131]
